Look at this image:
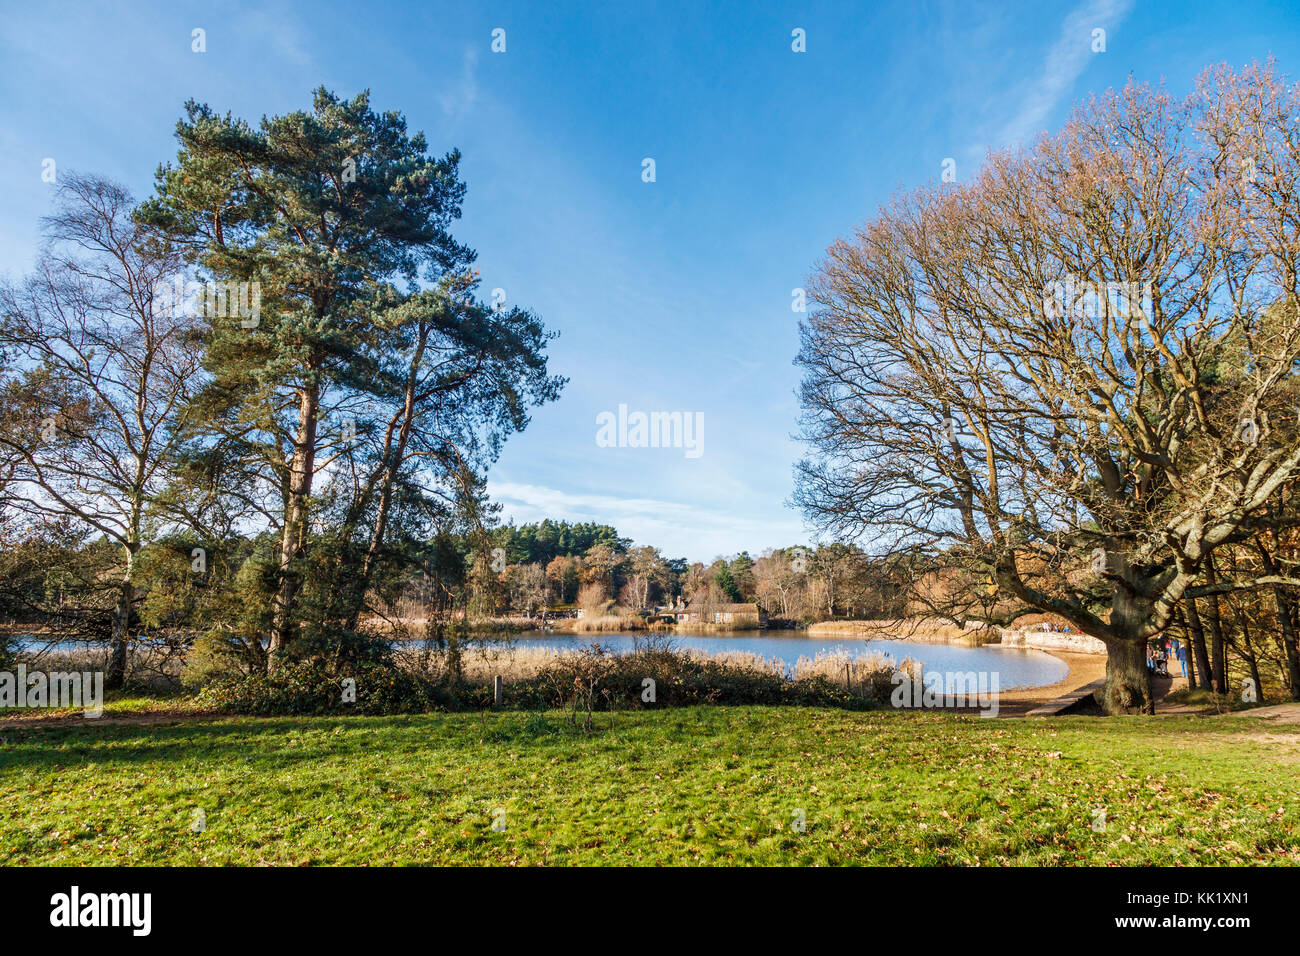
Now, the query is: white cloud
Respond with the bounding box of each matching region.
[488,481,806,563]
[996,0,1134,147]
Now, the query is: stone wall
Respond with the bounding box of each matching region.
[998,627,1107,655]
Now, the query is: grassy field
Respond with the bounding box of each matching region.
[2,706,1297,865]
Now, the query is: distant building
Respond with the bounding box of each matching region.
[668,601,767,628]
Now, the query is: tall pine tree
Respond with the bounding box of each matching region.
[139,88,481,666]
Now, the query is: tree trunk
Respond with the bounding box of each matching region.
[1240,616,1263,704]
[106,577,131,690]
[1097,567,1157,715]
[270,383,320,670]
[106,543,138,690]
[1204,558,1227,692]
[1102,638,1154,714]
[1273,586,1300,701]
[1183,597,1213,691]
[345,424,411,631]
[1255,541,1300,700]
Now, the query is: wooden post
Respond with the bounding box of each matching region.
[493,675,503,707]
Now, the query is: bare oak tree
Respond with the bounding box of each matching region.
[796,63,1300,713]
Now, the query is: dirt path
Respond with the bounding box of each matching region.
[1228,702,1300,724]
[1151,670,1204,714]
[0,708,217,731]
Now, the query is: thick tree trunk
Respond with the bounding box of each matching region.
[270,384,320,670]
[1098,567,1156,715]
[1183,597,1214,691]
[1103,638,1154,714]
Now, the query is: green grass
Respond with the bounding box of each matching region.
[1,689,197,719]
[2,706,1297,865]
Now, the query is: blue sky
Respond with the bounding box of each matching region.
[2,0,1298,561]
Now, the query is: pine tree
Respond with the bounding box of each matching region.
[138,88,477,667]
[714,564,742,603]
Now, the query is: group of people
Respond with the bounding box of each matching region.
[1147,638,1188,678]
[1035,619,1189,679]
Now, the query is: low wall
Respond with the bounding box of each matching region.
[998,628,1107,655]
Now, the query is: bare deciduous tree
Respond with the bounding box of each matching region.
[0,174,201,686]
[796,63,1300,713]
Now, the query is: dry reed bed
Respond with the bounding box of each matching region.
[10,643,184,687]
[549,614,656,633]
[398,641,915,686]
[13,636,922,694]
[806,618,996,644]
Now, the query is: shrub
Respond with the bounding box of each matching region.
[194,656,455,716]
[192,642,888,717]
[182,632,252,687]
[516,645,874,714]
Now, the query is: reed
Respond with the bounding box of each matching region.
[805,617,995,645]
[550,614,652,633]
[392,640,913,701]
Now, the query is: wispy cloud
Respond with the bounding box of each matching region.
[488,481,806,562]
[438,46,480,117]
[996,0,1135,146]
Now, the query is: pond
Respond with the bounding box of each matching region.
[504,630,1069,690]
[9,636,96,654]
[9,628,1071,691]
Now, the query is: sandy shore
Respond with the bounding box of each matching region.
[993,649,1107,715]
[989,647,1204,716]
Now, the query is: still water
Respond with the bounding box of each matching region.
[506,630,1068,690]
[12,628,1070,691]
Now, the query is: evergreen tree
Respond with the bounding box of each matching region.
[714,563,742,603]
[139,88,480,667]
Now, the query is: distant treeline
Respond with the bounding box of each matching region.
[489,520,633,567]
[474,522,908,622]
